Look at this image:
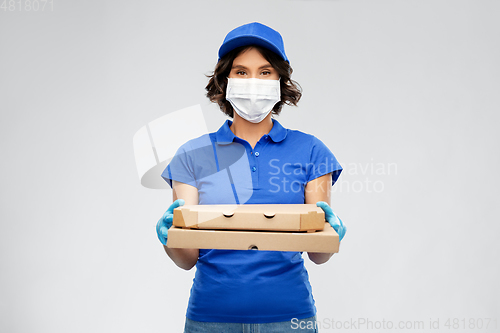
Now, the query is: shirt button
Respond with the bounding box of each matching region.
[254,152,260,157]
[251,166,256,172]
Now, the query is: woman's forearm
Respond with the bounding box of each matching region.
[165,246,199,270]
[307,252,334,265]
[166,181,200,270]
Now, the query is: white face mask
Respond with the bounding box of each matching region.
[226,78,281,123]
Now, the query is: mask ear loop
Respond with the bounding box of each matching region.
[270,77,282,119]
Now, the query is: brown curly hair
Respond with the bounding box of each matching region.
[205,45,302,118]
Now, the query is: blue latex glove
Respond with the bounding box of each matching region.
[156,199,185,246]
[316,201,346,242]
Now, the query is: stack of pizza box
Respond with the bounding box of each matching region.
[167,204,339,253]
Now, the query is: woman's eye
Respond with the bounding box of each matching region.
[261,71,271,76]
[236,71,246,75]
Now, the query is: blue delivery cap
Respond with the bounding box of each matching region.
[218,22,289,63]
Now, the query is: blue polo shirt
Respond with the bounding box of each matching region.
[162,118,342,323]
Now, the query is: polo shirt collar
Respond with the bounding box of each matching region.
[215,118,287,145]
[268,118,288,142]
[215,120,236,145]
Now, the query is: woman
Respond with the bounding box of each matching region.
[157,22,346,332]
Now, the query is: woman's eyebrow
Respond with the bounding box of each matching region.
[258,64,273,69]
[231,65,248,70]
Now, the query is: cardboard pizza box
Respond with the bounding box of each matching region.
[172,204,325,232]
[167,222,339,253]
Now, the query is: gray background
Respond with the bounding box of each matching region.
[1,0,499,332]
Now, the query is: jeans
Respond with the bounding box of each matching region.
[184,315,319,333]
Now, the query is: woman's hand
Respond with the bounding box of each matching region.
[156,199,185,245]
[316,201,346,242]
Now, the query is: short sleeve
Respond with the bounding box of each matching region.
[161,141,197,189]
[306,136,343,186]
